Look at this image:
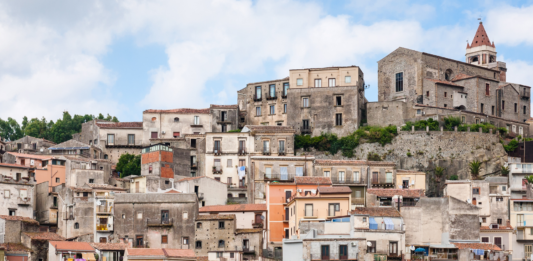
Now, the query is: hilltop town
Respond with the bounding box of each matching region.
[0,22,532,261]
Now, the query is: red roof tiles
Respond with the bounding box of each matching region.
[95,122,143,129]
[453,242,501,251]
[5,152,53,160]
[196,214,235,220]
[163,249,196,258]
[318,186,352,194]
[0,163,30,169]
[50,241,95,252]
[210,104,238,109]
[367,189,425,198]
[294,176,332,185]
[90,243,128,251]
[143,108,210,114]
[480,225,513,230]
[425,78,464,87]
[126,248,196,258]
[0,243,33,253]
[0,215,39,225]
[351,207,402,217]
[243,125,295,133]
[468,22,494,48]
[452,73,475,81]
[200,204,267,213]
[23,232,65,241]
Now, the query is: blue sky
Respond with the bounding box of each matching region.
[1,0,533,122]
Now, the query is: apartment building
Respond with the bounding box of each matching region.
[0,163,34,217]
[5,136,56,154]
[175,176,227,207]
[139,143,190,193]
[509,162,533,199]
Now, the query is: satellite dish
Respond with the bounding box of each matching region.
[410,246,416,251]
[261,215,265,220]
[96,201,101,206]
[367,242,373,247]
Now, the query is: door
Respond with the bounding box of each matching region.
[285,191,292,202]
[321,245,330,260]
[135,182,140,193]
[372,172,379,184]
[390,241,398,255]
[280,167,288,180]
[472,198,477,205]
[339,245,348,260]
[285,208,289,221]
[136,236,143,247]
[402,180,409,189]
[494,237,502,249]
[305,204,313,217]
[518,214,525,226]
[100,237,107,243]
[329,204,336,216]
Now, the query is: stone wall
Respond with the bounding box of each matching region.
[297,131,507,196]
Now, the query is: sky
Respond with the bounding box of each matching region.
[1,0,533,122]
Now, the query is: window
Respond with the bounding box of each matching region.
[367,241,376,253]
[526,245,532,259]
[345,75,351,83]
[486,83,490,95]
[218,240,225,248]
[303,97,309,107]
[221,111,227,121]
[305,204,313,217]
[255,86,262,99]
[336,96,342,106]
[502,186,507,191]
[395,73,403,92]
[191,139,196,148]
[270,105,275,115]
[363,217,367,222]
[386,172,393,183]
[525,106,528,115]
[473,188,480,194]
[107,134,115,145]
[216,252,223,258]
[214,140,221,152]
[183,237,189,245]
[338,171,345,182]
[324,171,330,177]
[161,235,168,244]
[240,117,245,123]
[55,178,60,183]
[335,114,342,126]
[328,78,336,87]
[230,253,235,258]
[492,106,495,115]
[515,103,518,113]
[502,100,505,110]
[390,241,398,255]
[83,192,89,197]
[8,209,15,216]
[283,82,289,96]
[125,134,135,145]
[461,116,466,123]
[296,78,303,86]
[74,223,79,229]
[89,140,92,145]
[328,203,340,216]
[173,132,180,138]
[151,117,156,122]
[89,179,94,184]
[174,117,179,122]
[193,116,200,125]
[263,140,270,153]
[136,236,143,247]
[221,125,227,132]
[149,165,153,173]
[279,140,285,153]
[481,103,484,113]
[481,237,489,243]
[196,241,202,249]
[444,92,447,98]
[283,104,287,113]
[151,132,158,139]
[302,119,309,130]
[426,91,429,97]
[183,212,188,220]
[497,219,503,225]
[256,107,261,116]
[219,221,225,229]
[496,197,503,202]
[321,245,330,260]
[314,79,322,87]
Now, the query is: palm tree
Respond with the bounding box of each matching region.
[435,166,445,178]
[500,166,510,176]
[469,160,482,178]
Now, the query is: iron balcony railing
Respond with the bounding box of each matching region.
[253,94,262,101]
[262,150,271,155]
[147,217,174,227]
[278,150,286,156]
[264,173,296,182]
[238,148,247,155]
[304,209,318,218]
[330,176,365,184]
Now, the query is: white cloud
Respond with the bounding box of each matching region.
[486,4,533,46]
[506,60,533,87]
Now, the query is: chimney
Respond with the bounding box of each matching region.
[507,220,511,227]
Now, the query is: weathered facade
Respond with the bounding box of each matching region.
[21,232,66,261]
[113,193,198,249]
[175,176,227,207]
[5,136,56,154]
[140,144,190,192]
[142,108,212,144]
[0,216,40,243]
[35,182,59,232]
[47,139,103,159]
[0,163,34,217]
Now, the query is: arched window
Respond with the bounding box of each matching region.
[74,223,79,229]
[196,222,202,229]
[218,240,225,248]
[471,56,479,63]
[227,194,233,198]
[445,69,453,81]
[104,154,108,159]
[174,117,179,122]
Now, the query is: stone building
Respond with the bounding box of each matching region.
[0,215,40,243]
[175,176,227,207]
[193,214,240,257]
[113,193,198,249]
[372,22,530,135]
[63,156,115,188]
[21,232,66,261]
[313,160,397,208]
[35,182,59,232]
[6,136,56,154]
[0,163,34,217]
[365,189,425,208]
[139,144,190,192]
[48,139,103,159]
[75,120,144,163]
[0,137,6,162]
[287,66,366,136]
[209,105,239,133]
[237,77,290,127]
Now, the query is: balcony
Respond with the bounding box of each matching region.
[281,94,287,99]
[96,205,113,215]
[352,198,365,206]
[197,192,204,199]
[17,197,31,205]
[213,167,223,174]
[304,209,318,219]
[264,173,295,182]
[243,246,256,254]
[372,181,395,188]
[252,223,263,228]
[282,215,289,222]
[227,184,247,190]
[278,150,286,156]
[238,149,247,156]
[301,128,311,134]
[266,94,277,101]
[522,88,530,99]
[96,224,112,231]
[147,218,173,227]
[253,94,262,102]
[191,163,198,170]
[330,176,365,185]
[262,151,271,156]
[214,149,222,156]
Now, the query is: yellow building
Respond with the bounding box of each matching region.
[396,170,426,190]
[286,186,351,238]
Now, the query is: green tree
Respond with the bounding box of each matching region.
[526,175,533,185]
[111,116,119,123]
[469,160,482,178]
[97,113,105,120]
[21,116,29,132]
[116,153,141,178]
[449,175,459,180]
[435,166,445,178]
[0,117,23,141]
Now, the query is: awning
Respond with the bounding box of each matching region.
[384,218,394,230]
[369,217,378,230]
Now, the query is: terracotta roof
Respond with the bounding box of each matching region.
[351,207,402,217]
[367,189,425,198]
[50,241,95,252]
[127,248,165,256]
[87,184,127,191]
[23,232,65,241]
[294,176,332,185]
[70,187,93,192]
[165,189,181,193]
[95,122,143,129]
[90,243,128,251]
[5,152,53,160]
[453,242,501,251]
[143,108,210,114]
[425,78,464,87]
[0,163,30,169]
[197,257,209,261]
[210,104,238,109]
[235,228,263,234]
[200,204,267,213]
[245,77,289,86]
[196,214,235,221]
[0,243,33,253]
[163,249,196,258]
[480,225,513,231]
[0,215,39,224]
[318,186,352,194]
[468,22,494,48]
[290,65,359,71]
[49,139,91,150]
[177,176,224,184]
[242,125,295,133]
[452,73,476,81]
